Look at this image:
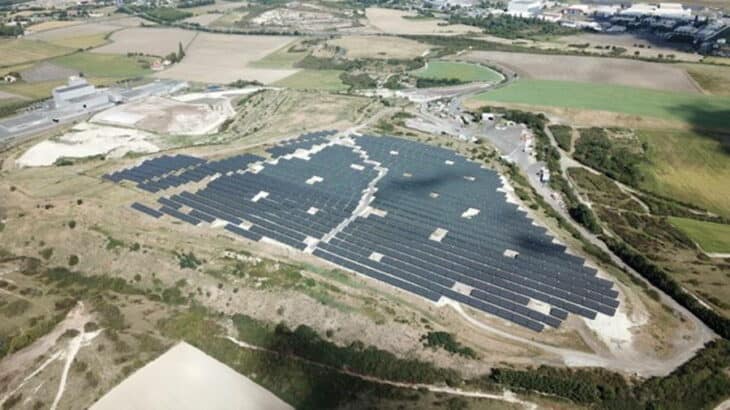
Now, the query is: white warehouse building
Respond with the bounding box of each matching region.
[507,0,545,17]
[52,77,114,111]
[620,3,691,19]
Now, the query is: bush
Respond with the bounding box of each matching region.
[421,331,477,359]
[548,124,572,151]
[39,248,53,260]
[68,255,79,266]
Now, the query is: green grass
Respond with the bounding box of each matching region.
[637,129,730,218]
[472,79,730,130]
[412,61,502,83]
[51,52,153,78]
[669,217,730,253]
[249,45,307,69]
[273,70,347,91]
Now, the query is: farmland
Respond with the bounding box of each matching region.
[52,52,154,78]
[92,27,197,57]
[637,129,730,218]
[472,79,730,130]
[155,33,298,84]
[365,7,479,36]
[680,63,730,95]
[461,51,701,92]
[273,70,346,91]
[669,217,730,254]
[412,61,502,83]
[0,39,72,67]
[328,35,432,60]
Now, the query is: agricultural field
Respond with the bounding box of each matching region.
[155,33,298,84]
[92,27,197,57]
[0,39,72,67]
[668,217,730,254]
[273,70,346,91]
[637,129,730,218]
[553,33,702,62]
[328,35,432,60]
[0,79,66,99]
[51,52,154,78]
[471,79,730,130]
[412,61,502,83]
[27,21,120,49]
[461,51,701,92]
[364,7,479,36]
[181,13,222,26]
[680,63,730,95]
[248,43,307,69]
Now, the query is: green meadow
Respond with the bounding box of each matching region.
[472,79,730,130]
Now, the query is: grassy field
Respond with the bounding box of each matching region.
[43,32,110,50]
[273,70,347,91]
[681,63,730,96]
[51,52,153,78]
[249,44,307,69]
[472,79,730,130]
[669,217,730,253]
[0,80,66,99]
[412,61,502,83]
[637,129,730,218]
[0,39,72,67]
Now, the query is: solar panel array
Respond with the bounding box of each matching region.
[107,133,620,332]
[265,130,337,157]
[103,154,263,193]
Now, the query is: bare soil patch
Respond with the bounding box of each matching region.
[92,27,197,57]
[462,51,700,93]
[91,96,229,135]
[19,61,79,83]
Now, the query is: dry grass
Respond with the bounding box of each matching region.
[365,7,479,36]
[0,39,72,67]
[462,51,701,93]
[92,27,197,57]
[638,128,730,218]
[681,63,730,96]
[328,35,431,60]
[155,33,298,84]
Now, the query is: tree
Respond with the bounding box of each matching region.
[177,42,185,61]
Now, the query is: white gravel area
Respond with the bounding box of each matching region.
[17,123,159,167]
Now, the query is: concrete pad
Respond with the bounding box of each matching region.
[251,191,269,202]
[429,228,448,242]
[305,175,323,185]
[503,249,519,258]
[369,252,384,262]
[461,208,480,219]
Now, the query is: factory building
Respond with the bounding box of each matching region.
[507,0,544,17]
[52,76,115,111]
[619,3,691,19]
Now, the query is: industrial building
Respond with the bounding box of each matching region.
[52,76,118,110]
[507,0,545,18]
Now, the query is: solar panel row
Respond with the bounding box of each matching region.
[114,133,620,333]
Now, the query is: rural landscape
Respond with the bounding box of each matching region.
[1,0,730,409]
